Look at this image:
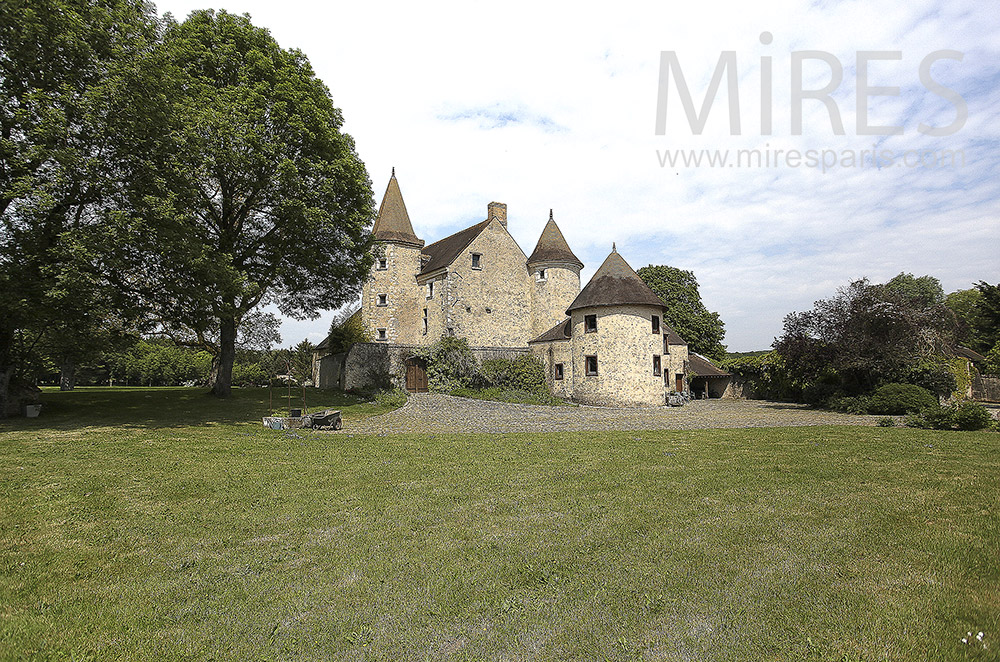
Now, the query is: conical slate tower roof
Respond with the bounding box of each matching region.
[527,210,583,268]
[566,245,665,313]
[372,170,423,247]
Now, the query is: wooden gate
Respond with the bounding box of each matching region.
[405,357,428,393]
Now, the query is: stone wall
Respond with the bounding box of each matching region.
[418,219,533,348]
[531,339,574,399]
[363,242,424,345]
[569,305,668,407]
[318,342,531,392]
[529,262,581,339]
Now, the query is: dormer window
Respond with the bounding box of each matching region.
[376,293,387,307]
[377,257,388,270]
[652,315,660,334]
[471,253,482,270]
[585,314,597,333]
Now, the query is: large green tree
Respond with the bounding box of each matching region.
[774,277,957,397]
[115,10,375,397]
[636,265,726,360]
[0,0,156,412]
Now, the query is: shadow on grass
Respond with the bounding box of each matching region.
[1,386,378,431]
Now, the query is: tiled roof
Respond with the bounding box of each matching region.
[528,318,573,344]
[419,219,491,275]
[663,325,686,346]
[689,353,730,377]
[527,211,583,268]
[567,248,665,313]
[372,171,423,247]
[956,346,987,362]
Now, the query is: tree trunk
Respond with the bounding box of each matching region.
[212,315,237,398]
[60,360,77,391]
[0,365,11,419]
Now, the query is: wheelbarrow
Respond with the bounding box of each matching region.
[304,409,342,430]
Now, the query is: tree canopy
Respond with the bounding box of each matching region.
[0,0,158,411]
[636,265,726,360]
[774,275,957,398]
[112,10,375,397]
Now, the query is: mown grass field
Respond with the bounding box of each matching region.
[1,388,998,661]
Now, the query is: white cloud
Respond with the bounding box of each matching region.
[155,0,1000,351]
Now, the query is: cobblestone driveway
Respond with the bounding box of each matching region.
[343,394,886,434]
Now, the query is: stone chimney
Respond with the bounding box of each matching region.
[488,201,507,228]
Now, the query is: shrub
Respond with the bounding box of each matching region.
[827,395,872,414]
[478,355,546,392]
[951,402,993,431]
[876,417,896,427]
[905,402,993,431]
[374,387,407,409]
[420,337,479,392]
[868,383,938,415]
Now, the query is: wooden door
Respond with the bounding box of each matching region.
[675,374,684,392]
[405,357,428,393]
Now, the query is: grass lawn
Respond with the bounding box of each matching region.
[1,388,998,661]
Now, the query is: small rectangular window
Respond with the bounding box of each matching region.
[653,355,661,376]
[585,314,597,333]
[376,293,387,306]
[652,315,660,334]
[422,308,428,335]
[377,328,387,341]
[537,269,546,280]
[554,363,564,380]
[427,282,434,299]
[664,336,669,354]
[471,253,482,269]
[585,355,598,376]
[447,327,455,337]
[377,257,387,270]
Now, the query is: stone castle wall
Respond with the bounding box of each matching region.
[569,305,669,407]
[531,339,574,399]
[529,262,581,339]
[418,220,533,348]
[363,243,424,345]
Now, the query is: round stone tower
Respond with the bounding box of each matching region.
[364,169,425,344]
[565,246,672,406]
[527,210,584,339]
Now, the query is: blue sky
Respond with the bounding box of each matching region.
[155,0,999,351]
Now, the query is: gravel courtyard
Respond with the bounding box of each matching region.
[343,393,888,434]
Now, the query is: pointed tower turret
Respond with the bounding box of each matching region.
[527,210,584,337]
[364,170,426,344]
[372,169,424,247]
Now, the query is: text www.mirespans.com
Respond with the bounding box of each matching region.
[656,146,965,172]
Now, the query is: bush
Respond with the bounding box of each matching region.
[478,355,546,392]
[905,402,993,431]
[422,337,479,392]
[868,383,938,415]
[373,387,407,409]
[876,417,896,427]
[826,395,872,414]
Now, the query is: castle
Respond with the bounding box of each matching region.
[315,171,732,406]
